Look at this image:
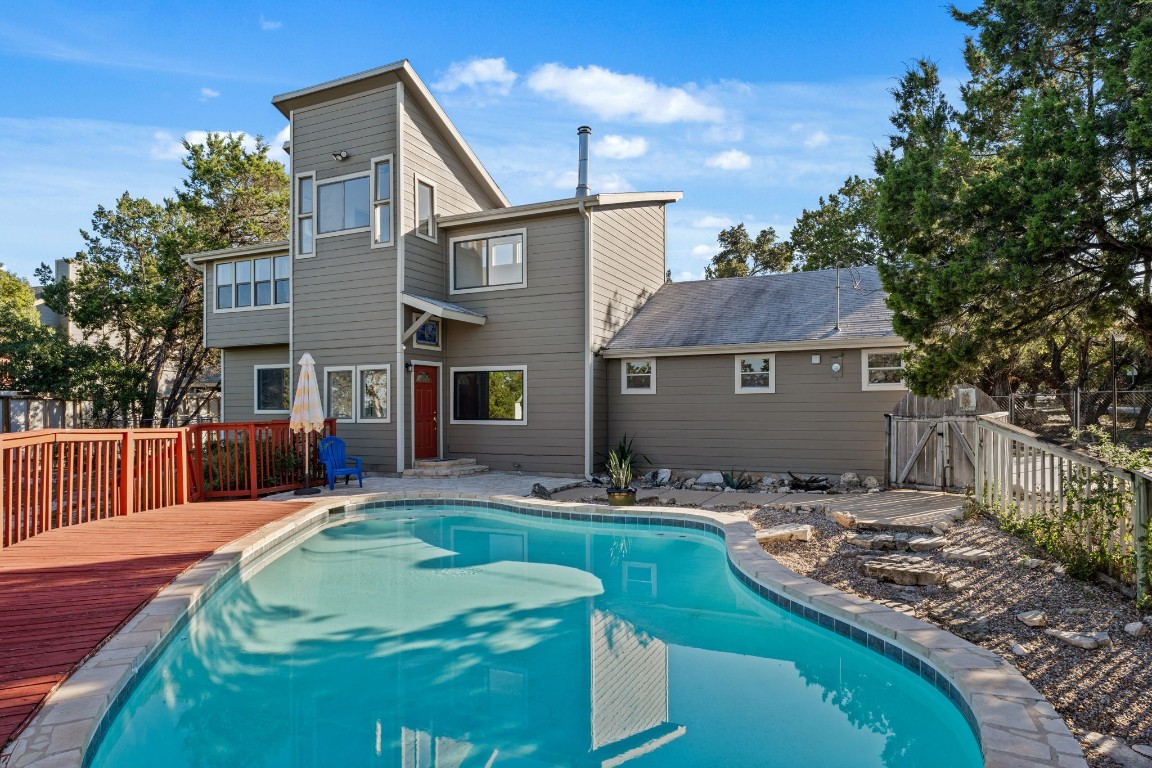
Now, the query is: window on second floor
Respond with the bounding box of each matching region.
[450,230,527,293]
[295,174,314,256]
[371,156,393,247]
[317,174,370,235]
[215,256,289,311]
[416,175,436,241]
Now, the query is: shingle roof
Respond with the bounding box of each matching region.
[603,266,895,351]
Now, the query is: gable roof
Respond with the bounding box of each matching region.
[601,266,900,356]
[272,60,509,208]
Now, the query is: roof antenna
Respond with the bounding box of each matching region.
[834,264,841,332]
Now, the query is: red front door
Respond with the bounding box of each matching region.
[414,365,438,460]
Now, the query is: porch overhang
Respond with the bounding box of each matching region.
[401,293,486,342]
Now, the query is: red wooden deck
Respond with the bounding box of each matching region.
[0,500,312,748]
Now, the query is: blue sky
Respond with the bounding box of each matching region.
[0,1,974,283]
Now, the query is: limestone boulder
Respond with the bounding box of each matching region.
[1016,610,1047,627]
[756,524,815,544]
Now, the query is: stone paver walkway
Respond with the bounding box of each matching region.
[549,486,964,532]
[266,472,580,501]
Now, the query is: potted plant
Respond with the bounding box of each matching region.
[606,446,637,506]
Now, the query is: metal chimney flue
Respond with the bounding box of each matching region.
[576,126,591,197]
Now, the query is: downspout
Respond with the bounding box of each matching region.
[580,199,594,480]
[395,82,406,474]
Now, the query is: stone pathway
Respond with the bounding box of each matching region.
[266,472,579,501]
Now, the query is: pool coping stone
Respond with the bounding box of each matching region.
[1,493,1086,768]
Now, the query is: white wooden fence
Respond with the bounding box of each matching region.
[974,415,1151,601]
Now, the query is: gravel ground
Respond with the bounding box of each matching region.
[743,502,1152,768]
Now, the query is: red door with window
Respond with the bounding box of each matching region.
[414,365,438,460]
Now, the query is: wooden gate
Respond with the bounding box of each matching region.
[887,416,978,490]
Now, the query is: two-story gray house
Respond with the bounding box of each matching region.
[188,60,907,479]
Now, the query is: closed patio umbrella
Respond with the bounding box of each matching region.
[290,353,325,496]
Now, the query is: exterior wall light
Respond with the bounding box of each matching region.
[332,150,349,161]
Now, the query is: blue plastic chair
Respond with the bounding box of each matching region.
[318,436,364,491]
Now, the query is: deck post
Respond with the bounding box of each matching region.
[120,430,136,515]
[974,420,983,504]
[0,431,5,545]
[174,428,191,505]
[247,424,259,500]
[1135,474,1150,603]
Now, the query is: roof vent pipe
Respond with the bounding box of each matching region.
[576,126,592,197]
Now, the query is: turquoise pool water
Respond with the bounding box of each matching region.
[88,506,983,767]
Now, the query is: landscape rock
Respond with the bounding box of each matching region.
[756,524,815,544]
[1083,732,1152,768]
[831,510,857,528]
[1044,628,1103,650]
[1144,615,1152,625]
[529,483,552,500]
[1133,745,1152,759]
[1125,621,1148,637]
[1094,631,1113,649]
[907,535,947,552]
[1063,607,1090,616]
[930,524,949,535]
[1011,643,1029,656]
[1016,610,1048,627]
[1021,557,1045,569]
[839,472,860,487]
[862,476,881,490]
[696,471,725,486]
[863,555,947,586]
[652,469,671,486]
[942,546,993,563]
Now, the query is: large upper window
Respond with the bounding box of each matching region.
[450,229,526,293]
[735,355,775,393]
[254,365,290,413]
[862,349,906,390]
[215,256,289,311]
[452,367,526,424]
[621,359,655,394]
[295,174,314,256]
[325,365,391,423]
[317,174,370,235]
[416,175,436,241]
[371,156,393,247]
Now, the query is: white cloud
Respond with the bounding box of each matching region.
[434,57,517,96]
[703,124,744,143]
[149,130,259,161]
[691,215,733,229]
[259,16,282,31]
[527,63,723,124]
[597,134,648,160]
[690,244,714,258]
[804,130,830,148]
[705,149,751,171]
[675,270,704,282]
[199,87,220,101]
[553,170,633,194]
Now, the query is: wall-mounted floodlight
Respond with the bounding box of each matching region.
[332,150,349,161]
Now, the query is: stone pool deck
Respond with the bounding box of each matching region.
[2,487,1087,768]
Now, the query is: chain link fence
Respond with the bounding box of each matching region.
[989,390,1152,447]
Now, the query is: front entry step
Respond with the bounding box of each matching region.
[402,458,489,478]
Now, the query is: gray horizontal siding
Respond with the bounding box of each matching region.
[221,346,290,423]
[591,202,667,349]
[203,261,289,348]
[442,212,586,473]
[292,86,397,177]
[607,351,905,478]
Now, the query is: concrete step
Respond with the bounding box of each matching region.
[402,464,489,479]
[414,458,477,470]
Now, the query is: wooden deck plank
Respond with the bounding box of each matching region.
[0,500,310,749]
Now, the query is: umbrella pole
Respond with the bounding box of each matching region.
[294,429,321,496]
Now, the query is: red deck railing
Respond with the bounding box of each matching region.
[186,420,335,501]
[0,428,188,548]
[1,420,336,548]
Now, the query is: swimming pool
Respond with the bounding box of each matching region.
[87,503,982,768]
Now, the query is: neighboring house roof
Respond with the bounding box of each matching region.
[602,266,900,357]
[183,240,289,266]
[271,60,509,208]
[438,192,683,229]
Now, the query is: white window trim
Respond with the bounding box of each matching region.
[734,354,776,394]
[213,257,290,313]
[370,154,394,249]
[294,171,315,259]
[621,358,656,395]
[315,170,371,240]
[449,364,528,426]
[324,366,357,423]
[357,364,392,423]
[411,316,441,351]
[414,173,438,243]
[448,227,528,295]
[861,348,907,391]
[253,364,291,414]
